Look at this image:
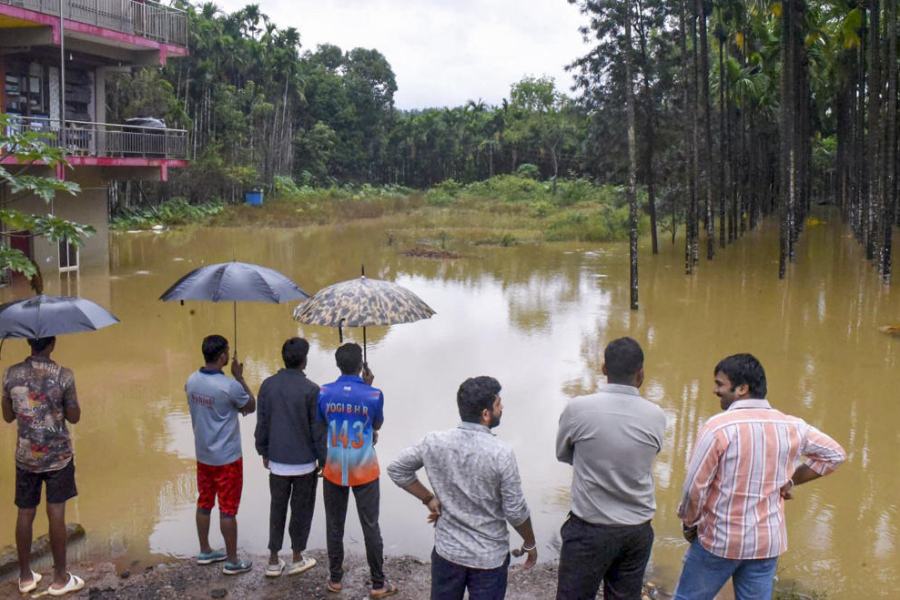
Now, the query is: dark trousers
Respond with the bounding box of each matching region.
[324,478,384,586]
[431,548,509,600]
[268,471,318,553]
[556,514,654,600]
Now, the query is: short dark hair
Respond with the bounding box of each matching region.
[715,353,767,398]
[335,343,363,375]
[457,376,501,423]
[202,334,228,363]
[282,337,310,369]
[28,336,55,353]
[604,337,644,382]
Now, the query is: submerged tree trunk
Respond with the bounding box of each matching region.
[718,32,727,248]
[636,3,659,255]
[697,0,715,260]
[624,0,640,310]
[779,0,794,279]
[866,0,882,262]
[688,0,701,271]
[883,0,897,282]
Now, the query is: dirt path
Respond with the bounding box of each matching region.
[2,552,666,599]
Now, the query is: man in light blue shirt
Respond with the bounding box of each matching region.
[185,334,256,575]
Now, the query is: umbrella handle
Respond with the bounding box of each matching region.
[363,326,367,364]
[233,301,238,359]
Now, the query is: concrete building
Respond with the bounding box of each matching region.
[0,0,189,273]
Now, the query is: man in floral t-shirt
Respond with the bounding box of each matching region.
[2,337,84,595]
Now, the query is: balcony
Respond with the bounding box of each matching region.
[0,0,188,47]
[3,115,188,161]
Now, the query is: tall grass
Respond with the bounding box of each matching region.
[111,198,225,230]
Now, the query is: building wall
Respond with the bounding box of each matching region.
[11,186,109,272]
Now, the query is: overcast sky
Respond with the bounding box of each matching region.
[213,0,592,110]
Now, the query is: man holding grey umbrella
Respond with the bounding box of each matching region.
[185,334,256,576]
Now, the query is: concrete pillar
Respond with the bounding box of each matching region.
[95,68,107,124]
[95,67,108,155]
[49,66,60,123]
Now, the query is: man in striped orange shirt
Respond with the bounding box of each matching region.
[674,354,846,600]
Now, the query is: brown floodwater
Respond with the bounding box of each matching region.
[1,211,898,597]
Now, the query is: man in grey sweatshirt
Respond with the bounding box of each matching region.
[254,337,325,577]
[555,337,666,600]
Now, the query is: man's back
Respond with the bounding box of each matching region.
[318,374,384,487]
[4,357,77,473]
[185,368,249,466]
[388,423,530,570]
[678,399,846,560]
[557,384,666,525]
[255,369,322,464]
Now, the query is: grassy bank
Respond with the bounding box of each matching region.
[112,175,647,246]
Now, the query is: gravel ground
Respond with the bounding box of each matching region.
[1,552,667,599]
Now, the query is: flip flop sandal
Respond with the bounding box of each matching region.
[369,581,399,598]
[265,559,286,577]
[47,573,85,597]
[18,570,42,594]
[287,557,316,576]
[326,580,343,593]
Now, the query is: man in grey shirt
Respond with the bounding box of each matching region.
[185,334,256,575]
[555,337,666,600]
[387,376,537,600]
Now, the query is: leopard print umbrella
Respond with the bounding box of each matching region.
[292,276,435,327]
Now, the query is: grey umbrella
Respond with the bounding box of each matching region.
[0,294,119,339]
[160,261,309,356]
[292,267,435,363]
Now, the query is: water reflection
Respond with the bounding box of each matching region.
[0,212,897,597]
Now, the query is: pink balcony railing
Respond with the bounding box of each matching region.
[0,0,188,47]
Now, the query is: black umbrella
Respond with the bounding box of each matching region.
[0,294,119,356]
[159,261,309,356]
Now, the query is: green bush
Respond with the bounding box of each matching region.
[424,179,462,206]
[545,205,638,242]
[530,200,555,218]
[111,198,225,230]
[516,163,540,179]
[462,175,543,202]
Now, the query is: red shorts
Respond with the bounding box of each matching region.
[196,458,243,517]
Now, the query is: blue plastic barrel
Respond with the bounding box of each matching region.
[244,190,264,206]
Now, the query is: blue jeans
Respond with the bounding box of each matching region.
[431,548,509,600]
[674,540,778,600]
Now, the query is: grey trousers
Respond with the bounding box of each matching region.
[268,471,317,553]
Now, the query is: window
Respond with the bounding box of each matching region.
[3,61,50,117]
[58,240,79,272]
[59,269,80,297]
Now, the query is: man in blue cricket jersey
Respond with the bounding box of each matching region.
[318,343,397,598]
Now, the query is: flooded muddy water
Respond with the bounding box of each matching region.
[1,212,898,597]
